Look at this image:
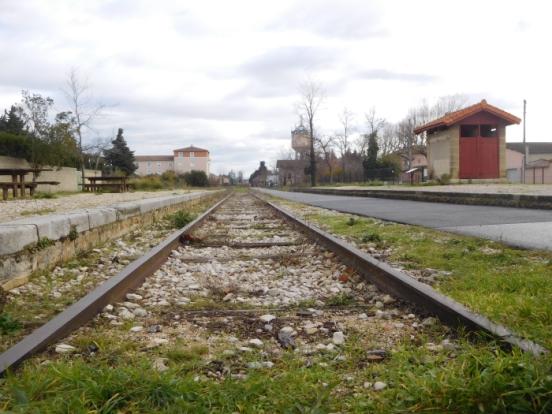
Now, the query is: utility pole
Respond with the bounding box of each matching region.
[523,99,527,184]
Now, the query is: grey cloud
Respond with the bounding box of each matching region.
[356,69,436,83]
[269,0,386,39]
[225,46,340,99]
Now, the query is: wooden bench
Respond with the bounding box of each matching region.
[83,183,129,193]
[1,181,61,200]
[1,183,17,200]
[24,181,60,196]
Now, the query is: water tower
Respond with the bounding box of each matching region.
[291,116,310,160]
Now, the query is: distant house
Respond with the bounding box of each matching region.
[135,145,210,176]
[414,100,521,181]
[506,142,552,184]
[396,150,427,184]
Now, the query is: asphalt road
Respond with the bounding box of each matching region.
[259,189,552,251]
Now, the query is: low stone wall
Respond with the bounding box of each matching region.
[291,188,552,210]
[0,190,224,289]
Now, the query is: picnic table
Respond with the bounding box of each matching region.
[0,168,55,200]
[83,176,130,193]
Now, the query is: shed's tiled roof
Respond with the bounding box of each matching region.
[414,100,521,134]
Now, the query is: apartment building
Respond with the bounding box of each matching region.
[135,145,210,176]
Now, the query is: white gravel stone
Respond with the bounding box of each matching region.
[130,326,143,332]
[119,309,135,320]
[373,381,387,391]
[260,314,276,323]
[133,308,148,317]
[248,338,264,348]
[55,344,76,354]
[153,357,169,372]
[126,293,143,301]
[332,331,345,345]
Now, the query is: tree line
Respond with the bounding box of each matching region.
[0,69,137,179]
[293,79,468,185]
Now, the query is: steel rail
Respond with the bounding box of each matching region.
[254,192,547,356]
[0,192,232,376]
[1,190,546,376]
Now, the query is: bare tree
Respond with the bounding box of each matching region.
[378,123,402,156]
[84,136,112,171]
[336,107,354,177]
[63,68,105,189]
[298,79,325,186]
[356,107,385,156]
[316,134,335,183]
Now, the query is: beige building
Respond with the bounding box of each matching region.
[135,146,210,176]
[414,100,520,181]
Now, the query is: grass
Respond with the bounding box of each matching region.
[165,210,196,229]
[276,198,552,350]
[3,191,552,412]
[19,208,55,216]
[1,329,551,413]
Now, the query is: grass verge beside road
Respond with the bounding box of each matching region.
[268,195,552,350]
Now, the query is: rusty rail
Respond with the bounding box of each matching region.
[254,192,547,356]
[1,190,546,376]
[0,192,232,375]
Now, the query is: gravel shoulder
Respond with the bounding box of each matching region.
[0,189,205,223]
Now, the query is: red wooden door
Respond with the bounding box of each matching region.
[459,125,479,178]
[478,135,499,178]
[459,124,499,179]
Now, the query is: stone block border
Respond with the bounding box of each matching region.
[0,190,224,289]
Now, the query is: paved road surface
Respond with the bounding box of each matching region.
[260,189,552,251]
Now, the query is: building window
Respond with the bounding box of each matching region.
[460,125,478,137]
[480,125,498,138]
[190,151,194,158]
[179,152,183,157]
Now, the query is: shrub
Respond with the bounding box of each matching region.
[182,170,209,187]
[362,232,382,243]
[437,173,451,185]
[131,175,164,191]
[0,312,21,335]
[0,132,32,160]
[167,210,195,228]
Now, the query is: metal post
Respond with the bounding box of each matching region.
[523,99,527,184]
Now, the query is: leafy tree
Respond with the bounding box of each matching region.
[365,132,379,169]
[183,170,209,187]
[0,105,26,135]
[103,128,137,176]
[0,132,32,159]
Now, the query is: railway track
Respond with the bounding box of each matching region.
[0,192,545,376]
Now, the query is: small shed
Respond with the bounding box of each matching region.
[414,100,521,180]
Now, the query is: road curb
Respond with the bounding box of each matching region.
[291,188,552,210]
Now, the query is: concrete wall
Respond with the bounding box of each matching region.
[0,190,223,289]
[0,156,101,192]
[427,129,452,178]
[135,159,174,176]
[174,154,210,175]
[506,148,524,183]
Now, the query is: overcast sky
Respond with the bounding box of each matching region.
[1,0,549,175]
